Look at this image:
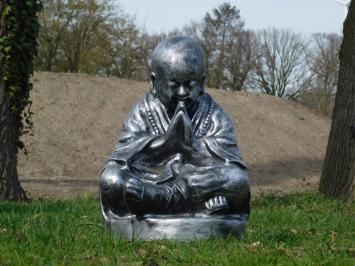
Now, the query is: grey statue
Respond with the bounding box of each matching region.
[100,36,250,240]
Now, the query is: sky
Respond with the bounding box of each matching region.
[117,0,347,35]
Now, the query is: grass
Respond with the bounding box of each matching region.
[0,192,354,265]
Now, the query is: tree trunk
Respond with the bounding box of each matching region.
[0,2,28,201]
[319,0,355,200]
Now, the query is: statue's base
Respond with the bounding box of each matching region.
[104,213,248,240]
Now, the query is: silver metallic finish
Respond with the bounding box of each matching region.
[100,36,251,240]
[105,213,248,241]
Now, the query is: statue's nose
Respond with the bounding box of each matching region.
[177,85,188,98]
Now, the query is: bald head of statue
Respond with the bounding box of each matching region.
[149,36,206,116]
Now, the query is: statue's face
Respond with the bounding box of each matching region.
[153,67,204,114]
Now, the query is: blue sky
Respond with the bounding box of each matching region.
[117,0,346,35]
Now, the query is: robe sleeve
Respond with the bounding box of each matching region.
[108,100,155,164]
[199,104,246,169]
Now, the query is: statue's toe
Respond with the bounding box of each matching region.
[204,195,229,214]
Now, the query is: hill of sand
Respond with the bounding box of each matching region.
[18,72,331,198]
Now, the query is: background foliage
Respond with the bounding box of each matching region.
[34,1,341,117]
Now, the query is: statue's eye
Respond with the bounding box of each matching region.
[188,80,197,88]
[167,81,178,88]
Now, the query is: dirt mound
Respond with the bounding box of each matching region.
[18,72,330,198]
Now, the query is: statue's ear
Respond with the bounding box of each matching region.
[150,72,157,96]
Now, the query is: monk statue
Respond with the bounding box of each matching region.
[100,36,250,240]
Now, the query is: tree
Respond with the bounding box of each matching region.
[102,13,142,79]
[310,33,341,115]
[204,3,253,91]
[184,2,253,91]
[130,31,166,81]
[249,28,311,100]
[35,0,144,78]
[35,0,70,71]
[319,0,355,200]
[223,30,254,91]
[61,0,112,73]
[0,1,42,200]
[39,0,113,74]
[302,33,341,116]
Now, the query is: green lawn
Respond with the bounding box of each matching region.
[0,192,354,265]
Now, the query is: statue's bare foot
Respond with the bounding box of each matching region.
[204,196,229,214]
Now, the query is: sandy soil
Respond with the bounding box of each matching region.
[17,72,331,199]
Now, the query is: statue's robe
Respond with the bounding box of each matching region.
[106,92,249,214]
